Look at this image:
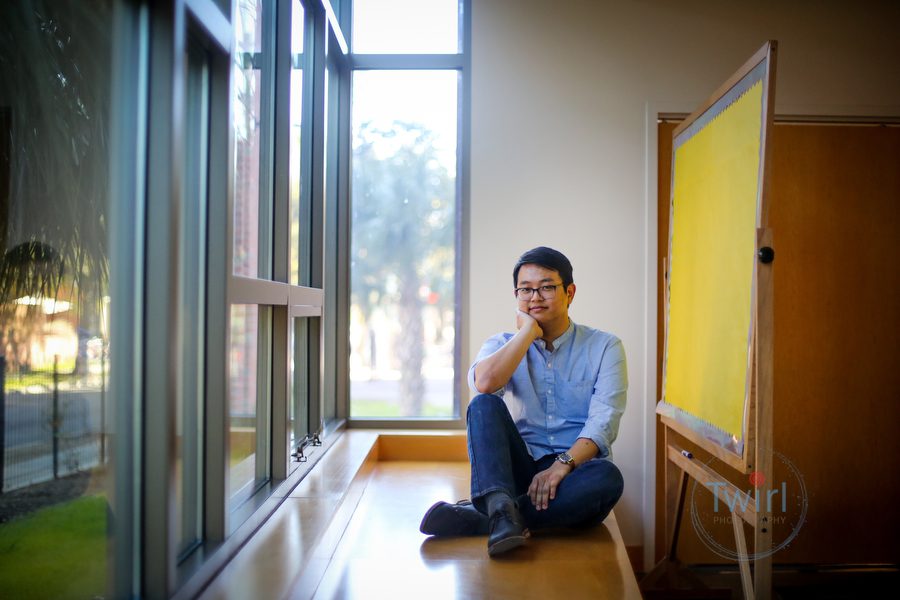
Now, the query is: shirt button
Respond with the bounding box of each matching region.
[548,362,552,368]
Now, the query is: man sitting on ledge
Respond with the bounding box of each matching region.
[420,246,627,557]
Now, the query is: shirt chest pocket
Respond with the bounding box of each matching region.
[556,379,594,419]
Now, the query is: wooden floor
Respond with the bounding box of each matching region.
[200,433,641,600]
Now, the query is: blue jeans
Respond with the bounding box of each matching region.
[467,393,624,530]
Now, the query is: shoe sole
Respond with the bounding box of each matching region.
[488,532,528,557]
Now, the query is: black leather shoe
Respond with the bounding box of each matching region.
[487,505,528,557]
[420,500,490,536]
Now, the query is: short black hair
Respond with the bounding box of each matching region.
[513,247,574,289]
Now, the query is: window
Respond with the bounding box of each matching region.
[349,1,467,420]
[289,317,310,467]
[227,0,277,521]
[352,0,460,54]
[0,2,126,597]
[290,0,308,287]
[233,0,274,280]
[350,71,459,418]
[227,304,271,502]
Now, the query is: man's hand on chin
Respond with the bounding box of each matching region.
[516,309,543,338]
[527,461,572,510]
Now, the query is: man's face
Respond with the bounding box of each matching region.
[515,263,575,326]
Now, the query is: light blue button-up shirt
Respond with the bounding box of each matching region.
[467,320,627,461]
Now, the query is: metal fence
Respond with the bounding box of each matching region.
[1,357,107,493]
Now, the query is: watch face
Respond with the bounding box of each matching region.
[558,452,574,465]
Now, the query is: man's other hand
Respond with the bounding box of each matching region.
[527,461,572,510]
[516,309,543,338]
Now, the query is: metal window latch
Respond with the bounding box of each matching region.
[291,432,323,462]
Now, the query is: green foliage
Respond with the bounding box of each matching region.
[351,120,455,316]
[0,495,107,599]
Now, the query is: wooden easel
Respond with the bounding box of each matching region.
[657,228,774,599]
[645,42,777,600]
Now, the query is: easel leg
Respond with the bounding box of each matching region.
[732,511,754,599]
[665,427,689,563]
[668,468,688,558]
[754,227,775,600]
[642,431,690,588]
[754,554,772,600]
[643,466,688,587]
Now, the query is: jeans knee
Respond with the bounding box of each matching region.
[580,459,624,505]
[466,393,505,423]
[601,461,625,504]
[570,461,624,527]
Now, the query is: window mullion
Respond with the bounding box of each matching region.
[350,54,464,70]
[143,1,184,595]
[255,2,277,279]
[271,0,293,481]
[309,5,327,290]
[303,2,329,438]
[334,46,352,422]
[203,44,231,546]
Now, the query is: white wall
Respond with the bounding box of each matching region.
[468,0,900,565]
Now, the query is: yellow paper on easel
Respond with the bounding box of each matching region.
[664,81,762,438]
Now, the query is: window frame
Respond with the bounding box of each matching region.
[107,2,150,596]
[344,0,470,429]
[220,0,341,531]
[137,0,346,596]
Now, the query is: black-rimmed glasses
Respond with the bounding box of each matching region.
[515,284,563,300]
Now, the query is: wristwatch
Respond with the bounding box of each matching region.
[556,452,575,468]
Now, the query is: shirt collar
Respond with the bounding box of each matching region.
[536,319,575,352]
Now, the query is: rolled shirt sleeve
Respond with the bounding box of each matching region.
[578,338,627,459]
[467,333,511,397]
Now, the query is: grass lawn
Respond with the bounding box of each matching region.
[3,369,78,392]
[350,399,456,418]
[0,495,107,599]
